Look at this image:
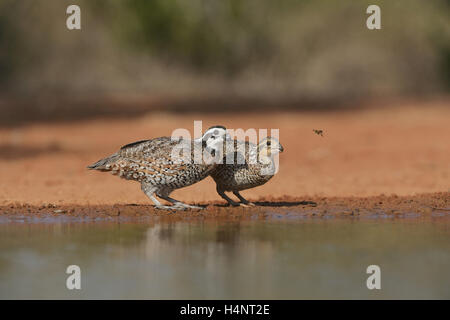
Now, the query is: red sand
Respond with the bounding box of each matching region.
[0,99,448,218]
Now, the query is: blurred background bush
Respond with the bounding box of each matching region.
[0,0,449,124]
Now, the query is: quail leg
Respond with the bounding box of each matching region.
[173,202,204,210]
[165,197,203,210]
[216,186,241,207]
[149,193,182,210]
[233,191,256,206]
[141,183,186,211]
[156,190,203,210]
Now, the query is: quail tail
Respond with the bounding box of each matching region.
[87,153,119,171]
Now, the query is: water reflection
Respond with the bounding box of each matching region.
[0,219,449,299]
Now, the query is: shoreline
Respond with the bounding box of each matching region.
[1,192,448,224]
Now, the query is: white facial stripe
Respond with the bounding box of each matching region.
[202,128,227,140]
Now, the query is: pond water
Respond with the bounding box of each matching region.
[0,217,449,299]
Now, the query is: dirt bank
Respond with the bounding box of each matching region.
[0,192,448,223]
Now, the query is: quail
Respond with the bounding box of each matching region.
[88,126,228,210]
[210,136,284,206]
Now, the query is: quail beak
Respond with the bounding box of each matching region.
[279,145,284,153]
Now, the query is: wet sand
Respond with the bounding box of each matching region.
[0,192,448,223]
[0,99,449,221]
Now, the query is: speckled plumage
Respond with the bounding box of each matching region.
[210,137,284,206]
[88,127,228,210]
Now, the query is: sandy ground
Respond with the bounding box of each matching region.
[0,99,449,218]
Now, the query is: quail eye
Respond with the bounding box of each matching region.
[267,141,271,146]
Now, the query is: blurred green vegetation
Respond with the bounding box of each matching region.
[104,0,450,93]
[121,0,276,73]
[0,0,448,116]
